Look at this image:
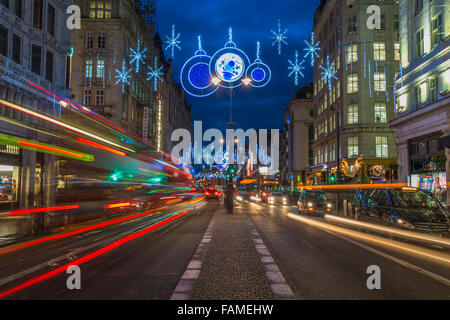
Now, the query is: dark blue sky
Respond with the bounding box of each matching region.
[157,0,318,131]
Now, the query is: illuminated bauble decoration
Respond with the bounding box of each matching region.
[180,35,218,97]
[245,41,271,88]
[215,53,245,82]
[209,27,250,89]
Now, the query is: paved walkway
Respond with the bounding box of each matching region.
[171,203,295,300]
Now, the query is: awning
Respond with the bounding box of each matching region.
[239,179,257,184]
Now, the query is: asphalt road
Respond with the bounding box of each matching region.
[0,198,448,299]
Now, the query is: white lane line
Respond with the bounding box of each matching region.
[326,230,450,287]
[247,219,296,300]
[170,210,216,300]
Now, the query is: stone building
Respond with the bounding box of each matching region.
[70,0,158,143]
[390,0,449,206]
[312,0,399,184]
[0,0,72,215]
[281,84,314,188]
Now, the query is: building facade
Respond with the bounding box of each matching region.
[282,84,314,188]
[0,0,72,216]
[312,0,400,184]
[390,0,449,206]
[70,0,158,143]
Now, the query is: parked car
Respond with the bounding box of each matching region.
[355,187,450,235]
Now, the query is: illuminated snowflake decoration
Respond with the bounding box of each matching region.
[303,32,320,67]
[129,38,147,72]
[271,19,288,55]
[146,56,164,91]
[288,50,305,86]
[320,55,338,91]
[114,58,132,93]
[165,24,181,59]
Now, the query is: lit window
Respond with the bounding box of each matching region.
[347,104,358,124]
[96,59,105,78]
[347,74,358,93]
[394,43,400,61]
[374,73,386,92]
[376,136,388,158]
[85,60,92,78]
[373,43,385,61]
[374,103,387,123]
[89,0,112,19]
[347,44,358,63]
[348,137,358,158]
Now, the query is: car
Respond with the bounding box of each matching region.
[268,192,289,205]
[257,190,271,203]
[297,190,336,215]
[205,187,221,201]
[355,187,450,235]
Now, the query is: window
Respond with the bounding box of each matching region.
[0,0,8,9]
[33,0,43,29]
[432,14,443,47]
[47,4,55,36]
[336,80,340,98]
[373,43,385,61]
[374,73,386,92]
[98,32,106,49]
[86,32,93,48]
[414,85,422,105]
[31,45,42,75]
[348,15,357,33]
[429,77,438,102]
[416,29,424,57]
[0,24,7,57]
[14,0,22,18]
[347,104,358,124]
[380,14,385,30]
[347,44,358,63]
[96,59,105,78]
[89,0,112,19]
[84,89,91,105]
[415,0,423,16]
[96,90,104,105]
[12,34,21,64]
[45,51,54,82]
[376,136,388,158]
[348,137,358,158]
[85,60,93,78]
[347,74,358,94]
[374,103,387,123]
[394,43,400,61]
[394,14,399,30]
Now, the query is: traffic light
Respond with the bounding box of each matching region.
[329,174,336,183]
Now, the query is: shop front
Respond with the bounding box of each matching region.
[0,144,21,210]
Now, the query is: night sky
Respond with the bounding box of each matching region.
[157,0,318,132]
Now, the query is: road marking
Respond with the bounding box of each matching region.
[326,230,450,287]
[170,208,216,300]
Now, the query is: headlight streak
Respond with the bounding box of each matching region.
[0,210,190,299]
[0,99,134,153]
[287,213,450,265]
[323,214,450,248]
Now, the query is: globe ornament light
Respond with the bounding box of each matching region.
[288,50,305,86]
[146,56,164,92]
[114,58,132,93]
[180,35,218,97]
[209,27,251,89]
[271,19,288,55]
[245,41,272,88]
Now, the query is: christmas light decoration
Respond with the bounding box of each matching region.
[114,58,132,93]
[165,24,181,59]
[129,38,147,72]
[288,50,305,86]
[303,32,320,67]
[319,55,338,91]
[146,56,164,92]
[271,19,288,55]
